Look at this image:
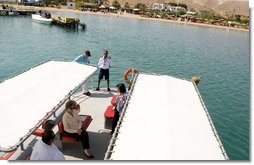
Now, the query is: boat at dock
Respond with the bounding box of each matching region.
[0,60,228,160]
[31,14,53,24]
[52,16,87,30]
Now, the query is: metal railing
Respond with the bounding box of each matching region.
[104,72,229,160]
[192,81,229,160]
[104,73,138,160]
[0,61,229,160]
[0,60,98,153]
[86,65,137,91]
[0,60,137,153]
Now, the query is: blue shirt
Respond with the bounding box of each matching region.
[73,55,90,64]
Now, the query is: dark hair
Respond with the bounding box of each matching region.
[85,51,91,57]
[44,120,56,131]
[42,130,55,145]
[116,83,126,94]
[104,50,108,54]
[65,100,76,110]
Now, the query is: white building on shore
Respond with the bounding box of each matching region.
[0,0,16,2]
[151,3,165,11]
[150,3,187,13]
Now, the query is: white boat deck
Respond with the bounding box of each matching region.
[62,88,117,160]
[0,61,98,152]
[0,61,228,160]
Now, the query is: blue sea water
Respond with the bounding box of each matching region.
[0,12,249,160]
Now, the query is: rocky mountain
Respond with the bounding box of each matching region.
[107,0,249,16]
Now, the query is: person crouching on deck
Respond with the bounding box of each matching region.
[73,50,92,96]
[111,83,128,135]
[63,100,94,159]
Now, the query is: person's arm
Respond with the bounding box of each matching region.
[62,114,78,133]
[73,109,82,129]
[73,55,81,62]
[98,58,103,66]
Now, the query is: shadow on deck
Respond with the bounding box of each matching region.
[62,88,116,160]
[62,132,111,160]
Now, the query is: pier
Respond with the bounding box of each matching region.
[0,9,35,16]
[52,16,87,30]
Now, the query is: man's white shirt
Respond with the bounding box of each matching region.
[30,139,65,160]
[98,56,112,69]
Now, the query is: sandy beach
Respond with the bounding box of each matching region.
[11,4,249,32]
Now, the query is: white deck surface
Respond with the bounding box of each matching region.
[62,89,117,160]
[110,74,226,160]
[0,62,227,160]
[0,61,97,150]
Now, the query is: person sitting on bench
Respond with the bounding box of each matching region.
[62,100,94,159]
[30,130,64,160]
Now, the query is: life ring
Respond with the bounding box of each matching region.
[124,68,138,85]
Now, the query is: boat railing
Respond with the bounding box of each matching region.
[192,82,229,160]
[0,60,135,156]
[104,73,138,160]
[1,60,222,160]
[0,60,97,154]
[86,64,189,90]
[86,65,138,91]
[104,72,229,160]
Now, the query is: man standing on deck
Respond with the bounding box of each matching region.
[96,50,112,91]
[74,51,91,96]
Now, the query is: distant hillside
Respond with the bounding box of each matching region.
[215,1,249,17]
[107,0,249,16]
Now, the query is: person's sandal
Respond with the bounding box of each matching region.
[83,151,94,159]
[83,91,91,96]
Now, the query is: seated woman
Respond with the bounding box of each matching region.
[62,100,94,159]
[111,83,128,134]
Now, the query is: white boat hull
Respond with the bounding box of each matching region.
[32,14,52,24]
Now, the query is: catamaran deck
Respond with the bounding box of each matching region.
[1,88,117,160]
[0,60,228,160]
[62,89,117,160]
